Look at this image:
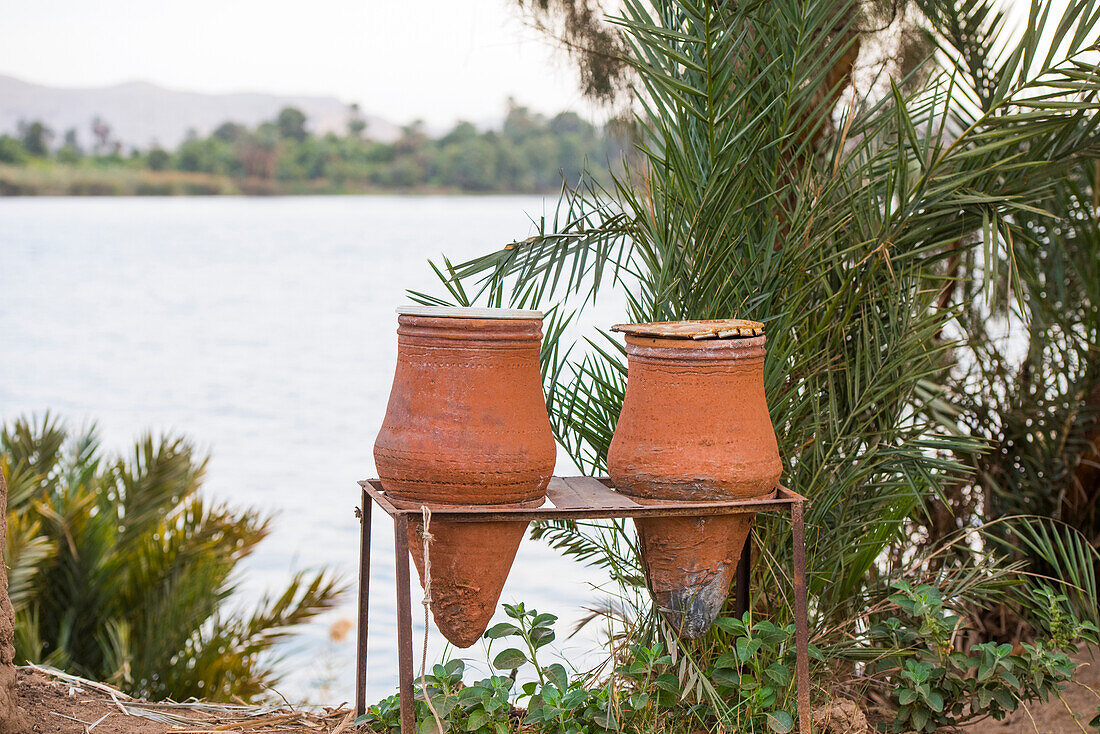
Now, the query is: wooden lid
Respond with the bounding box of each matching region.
[396,305,543,320]
[611,318,764,340]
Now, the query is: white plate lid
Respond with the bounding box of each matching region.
[396,305,543,320]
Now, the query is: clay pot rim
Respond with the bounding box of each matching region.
[397,305,543,320]
[397,314,544,344]
[623,334,767,361]
[624,333,766,348]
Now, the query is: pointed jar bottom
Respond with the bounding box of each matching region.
[393,498,540,648]
[636,513,752,639]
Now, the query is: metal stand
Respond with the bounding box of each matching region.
[354,477,811,734]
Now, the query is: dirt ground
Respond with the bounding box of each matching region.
[14,669,356,734]
[14,657,1100,734]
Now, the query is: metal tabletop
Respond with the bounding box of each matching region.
[359,477,805,520]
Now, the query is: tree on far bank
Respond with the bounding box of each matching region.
[347,103,367,139]
[146,146,170,171]
[61,129,81,154]
[238,124,280,179]
[17,121,51,157]
[0,136,29,165]
[212,121,245,144]
[55,129,82,164]
[90,116,112,155]
[276,107,308,143]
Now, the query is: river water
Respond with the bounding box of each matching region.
[0,196,620,703]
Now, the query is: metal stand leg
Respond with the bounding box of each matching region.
[394,515,416,734]
[355,490,372,717]
[792,502,810,734]
[734,534,751,618]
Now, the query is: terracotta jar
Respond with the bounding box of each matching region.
[607,319,782,638]
[374,306,556,647]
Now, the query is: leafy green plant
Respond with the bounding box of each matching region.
[616,613,813,733]
[488,603,621,734]
[364,605,813,734]
[872,582,1098,732]
[485,602,558,678]
[359,659,516,734]
[1,414,344,701]
[615,642,677,715]
[706,615,805,733]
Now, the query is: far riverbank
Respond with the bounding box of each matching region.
[0,164,567,197]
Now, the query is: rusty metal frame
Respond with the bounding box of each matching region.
[354,478,811,734]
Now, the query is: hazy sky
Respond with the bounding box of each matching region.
[2,0,590,126]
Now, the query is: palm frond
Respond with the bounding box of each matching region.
[0,414,345,701]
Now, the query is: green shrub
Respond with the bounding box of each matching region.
[361,604,813,734]
[1,414,344,701]
[0,135,29,165]
[873,583,1098,732]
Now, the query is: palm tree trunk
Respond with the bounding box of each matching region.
[0,472,26,732]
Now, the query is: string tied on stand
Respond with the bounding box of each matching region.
[419,505,445,734]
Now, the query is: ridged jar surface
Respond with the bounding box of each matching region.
[607,331,781,639]
[608,334,782,501]
[374,315,556,506]
[372,313,555,648]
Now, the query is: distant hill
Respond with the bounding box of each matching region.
[0,74,401,150]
